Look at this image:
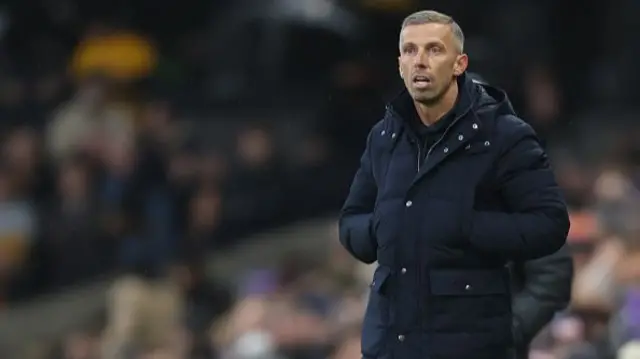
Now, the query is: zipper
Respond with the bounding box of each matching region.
[418,104,474,171]
[415,119,456,173]
[411,105,473,335]
[423,121,455,164]
[387,102,474,334]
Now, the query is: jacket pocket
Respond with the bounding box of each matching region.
[428,269,512,338]
[361,265,392,358]
[430,269,509,295]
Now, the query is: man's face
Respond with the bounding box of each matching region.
[398,23,467,105]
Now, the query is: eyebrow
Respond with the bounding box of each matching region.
[401,40,447,50]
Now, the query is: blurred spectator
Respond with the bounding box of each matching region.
[46,75,135,163]
[315,58,382,165]
[59,332,101,359]
[2,127,49,200]
[522,63,564,145]
[224,125,287,233]
[0,75,28,130]
[0,163,37,305]
[41,155,108,289]
[101,274,183,359]
[183,185,223,253]
[330,328,360,359]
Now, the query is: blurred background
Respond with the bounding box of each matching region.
[0,0,638,358]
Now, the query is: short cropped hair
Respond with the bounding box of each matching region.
[400,10,465,53]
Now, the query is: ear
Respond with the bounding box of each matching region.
[398,56,403,79]
[453,53,469,76]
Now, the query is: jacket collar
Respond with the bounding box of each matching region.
[387,73,475,124]
[384,72,479,138]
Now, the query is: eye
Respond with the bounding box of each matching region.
[428,46,443,54]
[402,44,417,55]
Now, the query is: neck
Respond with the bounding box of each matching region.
[414,79,459,126]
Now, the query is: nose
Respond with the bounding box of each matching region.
[413,49,428,68]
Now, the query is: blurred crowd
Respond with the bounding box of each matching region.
[1,0,640,358]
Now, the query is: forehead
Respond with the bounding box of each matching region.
[400,23,454,46]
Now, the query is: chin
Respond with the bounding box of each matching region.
[411,92,437,104]
[411,87,446,105]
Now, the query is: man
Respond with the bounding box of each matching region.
[338,10,571,359]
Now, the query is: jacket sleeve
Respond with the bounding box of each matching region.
[338,128,378,264]
[469,117,570,260]
[512,244,573,350]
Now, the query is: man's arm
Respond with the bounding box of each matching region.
[339,128,378,264]
[469,117,570,260]
[512,244,573,350]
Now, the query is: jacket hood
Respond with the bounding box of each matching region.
[467,72,516,118]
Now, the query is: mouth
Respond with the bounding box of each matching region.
[412,75,432,89]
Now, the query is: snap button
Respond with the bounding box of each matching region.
[381,130,386,136]
[465,284,472,290]
[458,134,464,141]
[391,133,397,139]
[484,141,490,147]
[401,267,407,274]
[443,147,449,153]
[405,200,413,207]
[398,334,405,342]
[472,123,478,130]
